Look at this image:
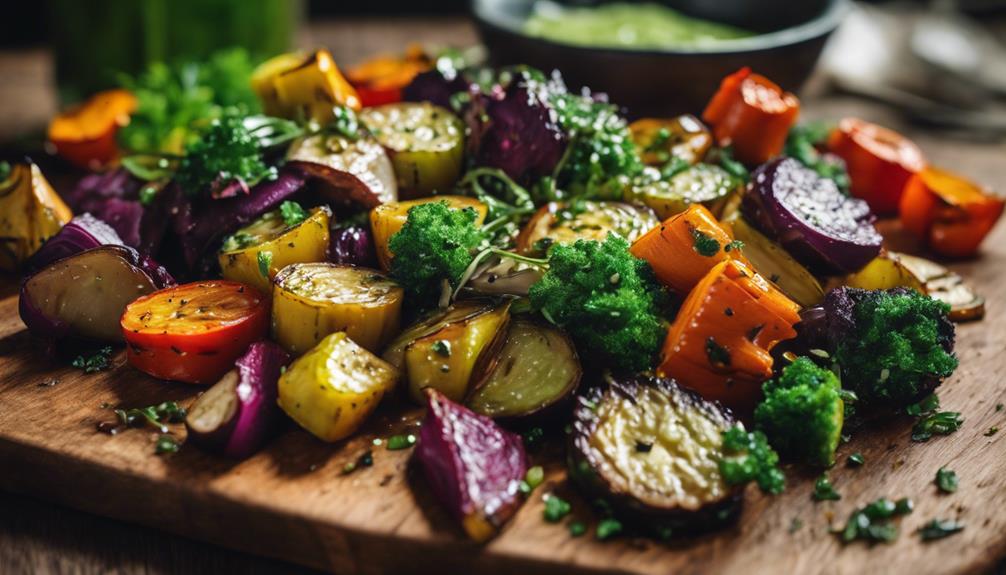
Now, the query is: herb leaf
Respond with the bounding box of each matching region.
[935,467,958,493]
[812,475,841,501]
[257,251,273,278]
[279,201,309,228]
[917,519,964,541]
[385,434,417,450]
[595,518,623,540]
[543,494,572,523]
[692,229,720,257]
[72,346,114,373]
[912,411,963,442]
[837,497,913,544]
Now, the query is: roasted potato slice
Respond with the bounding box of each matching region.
[360,103,465,198]
[515,201,659,257]
[272,263,403,355]
[568,375,741,534]
[287,133,397,208]
[370,195,488,270]
[897,252,986,321]
[727,216,824,307]
[278,331,398,442]
[467,320,581,421]
[382,300,510,403]
[218,206,330,294]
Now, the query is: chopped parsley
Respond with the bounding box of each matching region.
[692,229,720,257]
[836,497,913,544]
[72,346,114,373]
[332,106,360,140]
[385,434,417,450]
[115,401,187,433]
[222,231,256,252]
[257,250,273,278]
[847,453,865,467]
[812,475,841,501]
[724,239,744,253]
[985,426,999,437]
[431,340,452,357]
[911,411,963,442]
[935,467,958,493]
[595,518,623,540]
[279,201,309,227]
[138,184,160,206]
[906,393,940,417]
[917,519,965,541]
[705,337,731,367]
[543,494,572,523]
[525,466,545,491]
[342,450,374,474]
[155,435,181,455]
[568,521,587,537]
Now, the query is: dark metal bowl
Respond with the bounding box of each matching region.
[472,0,849,117]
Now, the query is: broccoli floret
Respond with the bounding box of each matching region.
[829,288,957,408]
[754,357,844,467]
[175,113,275,197]
[528,235,668,372]
[719,426,785,495]
[388,201,485,303]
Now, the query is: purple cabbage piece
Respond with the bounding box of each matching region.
[473,78,567,183]
[743,157,883,274]
[64,169,146,248]
[27,213,123,271]
[402,68,470,109]
[329,224,376,268]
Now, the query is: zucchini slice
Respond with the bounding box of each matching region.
[628,163,738,220]
[271,263,403,355]
[896,252,986,321]
[467,320,581,421]
[568,375,741,534]
[360,103,465,198]
[516,201,659,257]
[218,206,331,294]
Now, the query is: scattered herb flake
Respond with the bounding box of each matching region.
[705,337,731,368]
[595,518,623,541]
[996,403,1004,412]
[72,346,114,373]
[985,426,999,437]
[724,240,744,253]
[692,229,720,257]
[431,340,452,357]
[789,517,803,534]
[847,453,865,467]
[543,494,572,523]
[812,475,841,501]
[935,467,958,493]
[342,450,374,474]
[836,497,913,544]
[385,434,416,450]
[257,250,273,278]
[522,426,545,449]
[155,435,180,455]
[568,521,587,537]
[279,200,309,228]
[906,393,940,417]
[917,519,965,541]
[911,411,963,442]
[525,466,545,491]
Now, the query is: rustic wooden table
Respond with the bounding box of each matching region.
[2,15,1005,575]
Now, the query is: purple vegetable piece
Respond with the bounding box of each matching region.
[64,169,146,248]
[402,68,470,109]
[178,169,306,274]
[743,157,883,274]
[474,76,567,183]
[27,213,123,271]
[414,388,527,542]
[185,341,290,459]
[329,224,376,267]
[89,198,144,248]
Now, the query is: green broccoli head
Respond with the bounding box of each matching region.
[820,287,957,408]
[528,234,668,373]
[755,357,844,467]
[388,201,485,304]
[176,113,274,196]
[719,426,785,495]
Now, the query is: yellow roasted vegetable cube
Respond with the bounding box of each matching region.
[272,263,403,355]
[369,195,487,270]
[0,162,72,271]
[251,50,360,123]
[218,206,331,294]
[278,332,398,442]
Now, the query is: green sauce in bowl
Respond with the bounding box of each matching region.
[523,2,754,50]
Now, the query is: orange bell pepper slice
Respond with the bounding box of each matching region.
[347,44,432,108]
[899,166,1004,258]
[630,204,747,294]
[827,118,926,216]
[657,259,799,412]
[701,67,799,166]
[47,89,137,169]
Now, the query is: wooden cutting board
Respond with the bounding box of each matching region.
[0,219,1003,575]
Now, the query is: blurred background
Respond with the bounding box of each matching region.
[1,0,1006,144]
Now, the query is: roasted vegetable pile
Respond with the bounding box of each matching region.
[15,43,998,546]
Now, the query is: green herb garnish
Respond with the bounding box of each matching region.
[595,518,623,541]
[719,426,785,495]
[724,240,744,253]
[568,521,587,537]
[847,453,865,467]
[72,346,114,374]
[385,434,417,450]
[525,466,545,491]
[935,467,958,493]
[279,200,309,228]
[911,411,963,442]
[985,426,999,437]
[342,450,374,474]
[543,494,572,523]
[257,251,273,278]
[907,393,941,417]
[917,519,964,541]
[692,229,720,257]
[836,497,913,544]
[812,475,841,501]
[705,337,731,368]
[431,340,452,358]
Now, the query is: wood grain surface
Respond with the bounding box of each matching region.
[3,15,1006,575]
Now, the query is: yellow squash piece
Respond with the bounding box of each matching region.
[515,201,659,256]
[370,195,488,270]
[272,263,403,355]
[382,300,510,403]
[0,162,72,271]
[359,103,465,198]
[218,206,330,294]
[251,49,360,123]
[727,216,824,308]
[829,251,926,294]
[278,331,398,442]
[627,163,739,220]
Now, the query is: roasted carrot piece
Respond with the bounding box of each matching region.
[630,204,746,294]
[899,166,1004,259]
[702,67,799,165]
[47,89,137,169]
[657,259,798,412]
